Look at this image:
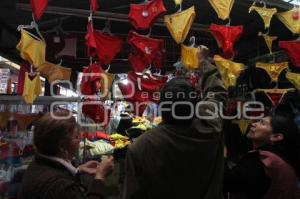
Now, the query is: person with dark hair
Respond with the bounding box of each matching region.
[19,112,114,199]
[224,115,300,199]
[122,57,228,199]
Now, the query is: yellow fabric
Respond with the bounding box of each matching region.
[259,33,277,54]
[100,72,115,100]
[233,119,252,135]
[286,71,300,90]
[16,30,46,68]
[256,62,288,82]
[22,72,42,104]
[174,0,183,6]
[181,44,199,70]
[277,8,300,34]
[249,6,277,29]
[164,6,195,44]
[37,62,71,84]
[213,55,244,89]
[208,0,235,20]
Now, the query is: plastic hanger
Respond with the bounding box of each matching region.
[17,13,45,42]
[177,3,182,12]
[226,18,231,26]
[102,20,112,35]
[146,27,152,37]
[105,64,111,73]
[28,65,37,77]
[189,36,196,47]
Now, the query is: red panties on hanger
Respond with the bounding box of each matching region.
[31,0,49,20]
[128,0,167,30]
[209,24,243,59]
[85,22,122,65]
[279,40,300,67]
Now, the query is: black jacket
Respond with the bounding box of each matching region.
[122,61,228,199]
[18,154,104,199]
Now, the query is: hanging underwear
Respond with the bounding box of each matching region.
[100,72,115,100]
[37,62,71,84]
[209,24,243,59]
[16,30,46,68]
[277,8,300,34]
[85,22,122,65]
[14,113,41,131]
[127,31,163,65]
[255,62,288,82]
[259,33,277,54]
[89,0,99,12]
[213,55,244,89]
[173,0,183,6]
[255,88,295,107]
[208,0,235,20]
[31,0,49,20]
[128,0,167,30]
[56,36,77,58]
[279,40,300,67]
[17,62,32,95]
[164,6,196,44]
[81,63,103,95]
[286,71,300,90]
[22,72,42,104]
[181,44,199,71]
[232,119,252,135]
[249,6,277,29]
[152,40,166,69]
[128,53,148,73]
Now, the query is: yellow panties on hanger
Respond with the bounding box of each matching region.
[16,30,46,68]
[181,44,199,71]
[213,55,244,89]
[277,8,300,34]
[164,6,195,44]
[233,119,252,135]
[249,6,277,29]
[208,0,235,20]
[259,33,277,54]
[23,72,42,104]
[100,72,115,100]
[38,62,71,84]
[286,71,300,90]
[256,62,288,82]
[173,0,183,6]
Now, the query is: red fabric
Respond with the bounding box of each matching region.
[0,142,21,160]
[128,0,167,30]
[82,102,110,126]
[96,131,110,140]
[30,0,48,20]
[152,39,166,68]
[85,22,122,65]
[279,40,300,67]
[128,31,164,66]
[128,53,148,73]
[89,0,99,12]
[80,63,103,95]
[209,24,243,59]
[265,92,285,107]
[17,62,32,95]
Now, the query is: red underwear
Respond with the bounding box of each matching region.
[128,31,164,66]
[31,0,48,20]
[85,22,122,65]
[128,0,167,30]
[128,53,149,73]
[152,39,166,68]
[89,0,99,12]
[81,63,103,95]
[279,40,300,67]
[209,24,243,59]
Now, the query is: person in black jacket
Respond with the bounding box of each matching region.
[224,115,300,199]
[19,112,114,199]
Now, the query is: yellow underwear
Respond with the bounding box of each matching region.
[37,62,71,84]
[259,33,277,54]
[100,72,115,100]
[249,5,277,29]
[173,0,183,6]
[164,6,195,44]
[286,71,300,90]
[277,8,300,34]
[256,62,288,82]
[208,0,235,20]
[181,44,199,71]
[23,72,42,104]
[213,55,244,89]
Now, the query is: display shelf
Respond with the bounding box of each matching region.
[0,95,81,105]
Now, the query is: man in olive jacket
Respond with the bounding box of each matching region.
[122,58,227,199]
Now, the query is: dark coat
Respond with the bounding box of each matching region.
[122,61,228,199]
[18,154,104,199]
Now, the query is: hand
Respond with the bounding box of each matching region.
[78,160,100,175]
[95,156,114,180]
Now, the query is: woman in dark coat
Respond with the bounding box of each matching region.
[19,112,114,199]
[224,115,300,199]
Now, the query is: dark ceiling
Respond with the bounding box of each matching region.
[0,0,297,74]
